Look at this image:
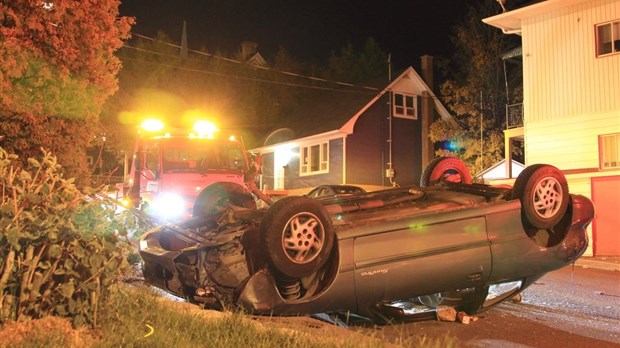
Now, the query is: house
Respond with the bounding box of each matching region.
[251,57,454,196]
[484,0,620,256]
[238,41,268,68]
[475,159,525,184]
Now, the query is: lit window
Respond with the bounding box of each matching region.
[600,133,620,169]
[393,93,417,119]
[300,142,328,175]
[596,20,620,57]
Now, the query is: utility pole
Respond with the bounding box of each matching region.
[480,90,484,174]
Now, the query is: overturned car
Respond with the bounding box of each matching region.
[138,158,594,322]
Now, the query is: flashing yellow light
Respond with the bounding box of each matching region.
[193,120,218,137]
[141,119,165,132]
[120,197,130,207]
[229,135,236,141]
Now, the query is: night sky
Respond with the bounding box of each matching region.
[119,0,478,70]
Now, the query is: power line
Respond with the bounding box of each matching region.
[117,52,377,94]
[126,32,380,92]
[120,32,447,101]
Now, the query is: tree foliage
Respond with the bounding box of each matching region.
[0,147,132,327]
[326,37,388,83]
[0,0,133,180]
[430,2,522,176]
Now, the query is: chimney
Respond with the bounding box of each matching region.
[420,55,434,91]
[240,41,258,61]
[420,55,435,167]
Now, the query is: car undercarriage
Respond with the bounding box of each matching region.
[139,158,594,322]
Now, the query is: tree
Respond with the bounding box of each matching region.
[430,2,521,176]
[326,37,388,83]
[0,0,133,181]
[100,33,390,156]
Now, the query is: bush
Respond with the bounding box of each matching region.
[0,147,132,327]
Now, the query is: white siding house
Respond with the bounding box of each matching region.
[484,0,620,256]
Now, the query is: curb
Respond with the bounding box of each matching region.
[574,258,620,272]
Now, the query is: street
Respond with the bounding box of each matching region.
[368,265,620,347]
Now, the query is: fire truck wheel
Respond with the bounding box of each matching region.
[192,182,257,219]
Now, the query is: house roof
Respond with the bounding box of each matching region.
[272,87,377,142]
[475,159,525,179]
[255,67,454,151]
[483,0,590,32]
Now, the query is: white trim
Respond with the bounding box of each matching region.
[599,132,620,170]
[299,141,329,176]
[393,92,418,120]
[250,130,344,154]
[340,67,455,134]
[342,136,347,184]
[595,20,620,57]
[483,0,590,32]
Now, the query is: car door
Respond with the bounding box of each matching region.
[353,215,492,306]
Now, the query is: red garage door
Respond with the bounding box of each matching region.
[592,176,620,256]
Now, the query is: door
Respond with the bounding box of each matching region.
[354,217,492,306]
[592,176,620,256]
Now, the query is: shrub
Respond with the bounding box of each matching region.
[0,147,132,327]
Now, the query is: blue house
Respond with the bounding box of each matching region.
[251,58,455,196]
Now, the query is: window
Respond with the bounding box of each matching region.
[600,133,620,169]
[596,20,620,57]
[300,142,328,175]
[393,92,417,119]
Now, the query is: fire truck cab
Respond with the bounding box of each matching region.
[122,119,264,221]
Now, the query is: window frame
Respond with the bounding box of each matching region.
[599,133,620,170]
[392,92,418,119]
[595,19,620,57]
[300,142,329,176]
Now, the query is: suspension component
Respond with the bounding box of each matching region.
[276,277,302,299]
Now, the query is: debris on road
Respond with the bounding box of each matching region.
[437,307,457,322]
[457,311,472,324]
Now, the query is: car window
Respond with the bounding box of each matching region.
[335,187,363,195]
[318,187,331,197]
[306,188,319,198]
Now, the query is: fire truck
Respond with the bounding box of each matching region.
[119,119,271,221]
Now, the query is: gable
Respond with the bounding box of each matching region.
[340,67,454,134]
[253,66,455,152]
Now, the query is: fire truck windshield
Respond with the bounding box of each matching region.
[145,137,246,173]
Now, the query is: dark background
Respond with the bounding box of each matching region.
[119,0,479,69]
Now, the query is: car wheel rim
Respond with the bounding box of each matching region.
[282,212,324,264]
[532,176,563,219]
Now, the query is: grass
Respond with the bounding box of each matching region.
[0,284,459,347]
[96,286,366,348]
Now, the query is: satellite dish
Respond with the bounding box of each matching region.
[264,128,295,146]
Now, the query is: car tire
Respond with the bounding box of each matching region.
[420,157,472,187]
[259,196,334,279]
[192,182,256,219]
[510,164,569,229]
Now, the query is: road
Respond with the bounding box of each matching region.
[361,265,620,347]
